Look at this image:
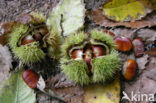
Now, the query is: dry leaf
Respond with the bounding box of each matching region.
[83,75,120,103]
[136,54,149,70]
[46,73,84,103]
[136,29,156,44]
[87,10,156,29]
[145,48,156,56]
[46,72,76,89]
[51,85,84,103]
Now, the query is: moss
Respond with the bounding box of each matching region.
[92,50,120,83]
[61,59,90,85]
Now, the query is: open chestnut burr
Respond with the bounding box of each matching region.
[61,30,120,85]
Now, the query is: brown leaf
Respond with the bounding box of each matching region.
[87,10,156,29]
[51,85,84,103]
[145,48,156,56]
[46,72,76,89]
[46,73,84,103]
[136,54,149,70]
[0,22,15,45]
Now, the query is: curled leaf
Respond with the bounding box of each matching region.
[103,0,152,22]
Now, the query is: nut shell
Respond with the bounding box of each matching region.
[22,70,39,89]
[123,59,137,80]
[114,36,132,52]
[132,38,144,57]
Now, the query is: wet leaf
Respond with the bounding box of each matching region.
[87,10,156,29]
[47,0,85,36]
[102,0,152,22]
[0,71,36,103]
[83,75,120,103]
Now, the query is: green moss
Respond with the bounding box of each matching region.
[92,50,120,83]
[9,24,45,64]
[61,59,90,85]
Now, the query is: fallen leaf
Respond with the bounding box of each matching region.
[0,71,36,103]
[51,85,84,103]
[136,54,149,69]
[144,48,156,56]
[46,73,84,103]
[102,0,152,22]
[47,0,85,36]
[87,10,156,29]
[46,72,76,89]
[0,45,12,85]
[136,29,156,44]
[83,75,120,103]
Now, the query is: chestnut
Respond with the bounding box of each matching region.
[92,45,106,57]
[33,33,42,42]
[71,49,83,59]
[22,70,39,89]
[122,59,137,81]
[39,28,48,36]
[114,36,132,52]
[132,38,144,57]
[21,35,35,45]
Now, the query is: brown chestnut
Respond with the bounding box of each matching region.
[33,33,42,42]
[21,35,35,45]
[71,49,83,59]
[122,59,137,81]
[92,45,106,57]
[39,28,48,36]
[132,38,144,57]
[114,36,132,52]
[22,70,39,89]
